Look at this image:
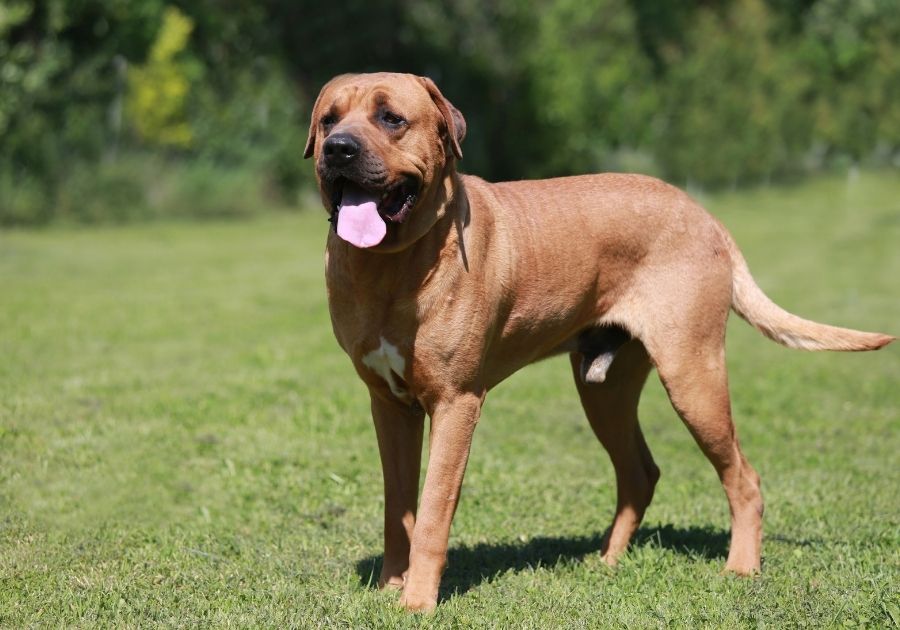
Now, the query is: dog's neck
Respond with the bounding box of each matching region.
[325,169,469,311]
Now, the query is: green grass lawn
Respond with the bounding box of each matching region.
[1,172,898,628]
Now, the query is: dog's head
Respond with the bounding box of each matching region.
[304,72,466,251]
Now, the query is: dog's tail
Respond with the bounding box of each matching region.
[722,229,894,351]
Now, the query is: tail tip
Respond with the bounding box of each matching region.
[870,334,895,350]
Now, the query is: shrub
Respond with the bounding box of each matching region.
[126,6,196,149]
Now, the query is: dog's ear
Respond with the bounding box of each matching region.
[304,74,356,159]
[303,88,324,160]
[418,76,466,160]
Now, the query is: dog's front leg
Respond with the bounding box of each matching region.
[400,392,483,612]
[371,392,425,590]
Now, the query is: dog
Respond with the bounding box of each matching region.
[304,72,893,611]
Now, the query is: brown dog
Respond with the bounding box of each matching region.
[304,72,893,611]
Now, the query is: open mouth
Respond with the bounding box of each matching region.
[331,177,419,224]
[328,176,420,248]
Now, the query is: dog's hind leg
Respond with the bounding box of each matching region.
[570,340,659,565]
[651,334,764,575]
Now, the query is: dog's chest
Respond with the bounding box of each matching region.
[360,336,412,403]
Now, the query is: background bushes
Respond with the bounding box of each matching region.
[0,0,898,225]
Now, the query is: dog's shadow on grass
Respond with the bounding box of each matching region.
[355,524,732,600]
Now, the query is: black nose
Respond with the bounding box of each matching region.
[323,133,361,166]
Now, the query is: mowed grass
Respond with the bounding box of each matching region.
[1,172,898,628]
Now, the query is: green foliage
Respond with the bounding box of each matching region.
[126,6,195,148]
[0,1,76,178]
[0,2,309,225]
[1,173,897,625]
[0,153,285,226]
[656,0,812,187]
[0,0,168,223]
[189,65,312,198]
[526,0,659,175]
[1,0,899,225]
[802,0,900,161]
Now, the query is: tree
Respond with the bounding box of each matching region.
[655,0,811,187]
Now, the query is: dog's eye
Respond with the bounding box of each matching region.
[321,114,337,128]
[381,111,406,127]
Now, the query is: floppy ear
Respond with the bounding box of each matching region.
[303,89,325,159]
[418,76,466,160]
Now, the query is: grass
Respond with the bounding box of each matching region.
[1,171,898,628]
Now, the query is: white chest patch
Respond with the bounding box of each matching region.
[362,337,411,402]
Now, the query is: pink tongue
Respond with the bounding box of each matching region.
[336,185,386,248]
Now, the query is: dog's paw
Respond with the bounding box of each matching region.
[399,586,438,613]
[723,547,762,576]
[722,560,761,577]
[379,576,405,591]
[378,570,407,591]
[599,551,620,568]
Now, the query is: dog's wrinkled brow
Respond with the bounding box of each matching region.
[328,86,359,113]
[372,91,390,107]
